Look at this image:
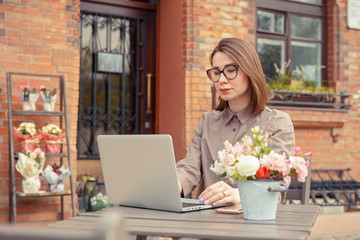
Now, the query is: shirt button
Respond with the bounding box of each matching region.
[234,115,238,119]
[233,128,236,132]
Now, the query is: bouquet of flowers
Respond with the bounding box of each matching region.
[15,148,46,193]
[39,86,57,111]
[90,192,110,211]
[21,85,39,111]
[40,123,65,153]
[13,122,42,153]
[40,163,71,192]
[210,126,311,183]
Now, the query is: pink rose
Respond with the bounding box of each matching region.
[290,156,308,182]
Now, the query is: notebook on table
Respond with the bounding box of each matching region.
[97,134,215,212]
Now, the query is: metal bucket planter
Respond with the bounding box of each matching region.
[238,179,287,220]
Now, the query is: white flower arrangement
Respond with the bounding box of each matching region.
[40,164,71,192]
[15,148,45,177]
[41,124,62,135]
[40,124,65,153]
[210,126,311,183]
[15,148,46,194]
[90,192,110,211]
[16,122,37,137]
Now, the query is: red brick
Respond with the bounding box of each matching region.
[28,212,59,222]
[28,64,56,72]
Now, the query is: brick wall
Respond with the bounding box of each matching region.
[182,0,256,152]
[182,0,360,180]
[0,0,80,224]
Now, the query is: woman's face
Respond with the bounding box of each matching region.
[212,51,251,112]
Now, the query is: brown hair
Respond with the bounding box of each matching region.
[210,38,268,115]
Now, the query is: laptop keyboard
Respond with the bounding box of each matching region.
[182,201,206,208]
[181,199,207,208]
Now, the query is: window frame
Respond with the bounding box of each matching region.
[256,0,327,86]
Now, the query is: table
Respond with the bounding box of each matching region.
[49,204,320,240]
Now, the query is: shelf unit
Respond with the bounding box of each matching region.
[6,72,76,223]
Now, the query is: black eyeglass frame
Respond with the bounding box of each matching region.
[206,64,240,83]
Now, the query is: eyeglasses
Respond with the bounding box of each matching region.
[206,65,239,83]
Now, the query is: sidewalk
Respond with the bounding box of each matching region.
[308,207,360,240]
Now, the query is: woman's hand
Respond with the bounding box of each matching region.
[198,181,240,206]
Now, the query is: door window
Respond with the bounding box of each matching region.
[78,6,155,159]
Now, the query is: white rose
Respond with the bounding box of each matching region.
[236,155,260,177]
[90,197,97,206]
[96,193,103,200]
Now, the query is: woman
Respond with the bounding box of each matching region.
[176,38,295,207]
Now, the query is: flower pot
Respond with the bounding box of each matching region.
[78,197,89,211]
[237,179,287,220]
[20,140,37,153]
[22,176,41,194]
[45,141,62,153]
[40,92,57,111]
[21,92,39,111]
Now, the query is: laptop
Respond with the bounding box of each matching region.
[97,134,215,212]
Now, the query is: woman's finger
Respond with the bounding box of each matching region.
[199,181,229,204]
[213,195,233,206]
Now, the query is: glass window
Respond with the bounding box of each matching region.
[292,0,322,4]
[257,38,285,82]
[291,16,321,40]
[291,41,322,86]
[257,11,284,33]
[256,1,325,87]
[78,12,146,159]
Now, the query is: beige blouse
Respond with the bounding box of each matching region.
[176,107,295,198]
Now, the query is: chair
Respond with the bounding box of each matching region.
[0,212,128,240]
[286,158,311,204]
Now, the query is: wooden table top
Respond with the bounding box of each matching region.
[49,204,320,240]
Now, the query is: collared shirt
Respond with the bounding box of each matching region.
[176,107,295,197]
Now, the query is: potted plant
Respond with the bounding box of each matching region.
[13,122,42,153]
[211,126,311,220]
[20,85,39,111]
[267,61,339,108]
[39,86,57,112]
[76,174,96,211]
[15,148,46,194]
[40,123,66,153]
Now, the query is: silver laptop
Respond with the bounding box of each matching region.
[97,134,214,212]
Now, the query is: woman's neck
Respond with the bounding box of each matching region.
[228,97,250,113]
[227,88,251,113]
